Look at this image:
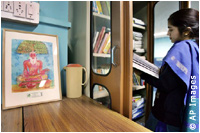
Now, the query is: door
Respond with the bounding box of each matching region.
[90,1,133,115]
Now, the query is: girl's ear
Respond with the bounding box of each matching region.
[183,27,192,36]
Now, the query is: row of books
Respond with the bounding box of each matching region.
[132,95,145,120]
[132,72,145,90]
[133,17,146,56]
[93,26,111,54]
[133,31,145,55]
[133,17,146,29]
[93,1,110,16]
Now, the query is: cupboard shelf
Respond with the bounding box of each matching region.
[93,12,110,20]
[93,53,110,58]
[133,23,146,30]
[133,85,145,91]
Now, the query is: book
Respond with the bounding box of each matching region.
[133,31,143,38]
[106,1,110,15]
[132,96,145,120]
[93,26,106,53]
[132,97,144,108]
[133,72,139,85]
[133,17,145,26]
[133,85,145,91]
[133,95,141,99]
[93,31,99,49]
[100,1,109,16]
[132,104,144,114]
[98,32,110,53]
[133,18,146,30]
[92,1,98,13]
[108,47,111,54]
[134,72,141,84]
[96,1,103,14]
[103,38,111,54]
[133,53,160,78]
[97,33,108,53]
[132,110,144,120]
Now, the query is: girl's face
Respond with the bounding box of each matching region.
[167,22,183,43]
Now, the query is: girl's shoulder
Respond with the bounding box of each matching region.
[174,40,189,46]
[171,40,199,57]
[172,40,190,51]
[174,40,198,51]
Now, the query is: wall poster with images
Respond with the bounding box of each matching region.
[2,29,62,110]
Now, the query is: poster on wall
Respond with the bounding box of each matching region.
[2,29,62,110]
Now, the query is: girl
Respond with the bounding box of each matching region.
[141,8,199,132]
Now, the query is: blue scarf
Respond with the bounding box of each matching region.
[162,40,199,132]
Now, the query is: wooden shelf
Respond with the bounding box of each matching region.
[93,12,110,20]
[133,23,145,30]
[133,85,145,91]
[93,53,110,58]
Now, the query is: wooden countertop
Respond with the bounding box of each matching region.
[1,95,151,132]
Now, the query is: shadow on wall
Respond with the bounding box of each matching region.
[68,39,78,64]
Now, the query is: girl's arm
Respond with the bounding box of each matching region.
[140,63,186,92]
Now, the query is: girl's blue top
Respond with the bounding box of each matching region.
[162,39,199,132]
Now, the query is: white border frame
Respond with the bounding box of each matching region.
[2,29,62,110]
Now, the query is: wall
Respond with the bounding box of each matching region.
[1,1,71,96]
[68,2,90,97]
[154,1,179,34]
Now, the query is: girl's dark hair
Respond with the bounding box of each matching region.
[168,8,199,45]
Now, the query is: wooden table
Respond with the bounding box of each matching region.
[1,95,151,132]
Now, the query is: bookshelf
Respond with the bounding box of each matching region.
[132,1,148,126]
[91,1,112,108]
[90,1,155,128]
[93,12,110,20]
[93,53,110,58]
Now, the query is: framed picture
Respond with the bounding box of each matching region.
[2,29,62,110]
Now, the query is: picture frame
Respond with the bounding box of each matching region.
[2,29,62,110]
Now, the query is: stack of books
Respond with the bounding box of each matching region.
[133,17,146,29]
[93,1,110,16]
[133,31,145,55]
[132,95,145,120]
[133,17,146,56]
[93,27,111,54]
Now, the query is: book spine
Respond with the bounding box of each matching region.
[98,32,110,53]
[93,31,99,50]
[133,72,139,85]
[103,38,111,54]
[96,1,103,14]
[100,1,109,16]
[93,26,106,53]
[107,47,111,54]
[98,33,108,53]
[106,1,110,15]
[93,1,98,13]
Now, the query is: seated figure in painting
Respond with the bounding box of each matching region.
[17,51,51,89]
